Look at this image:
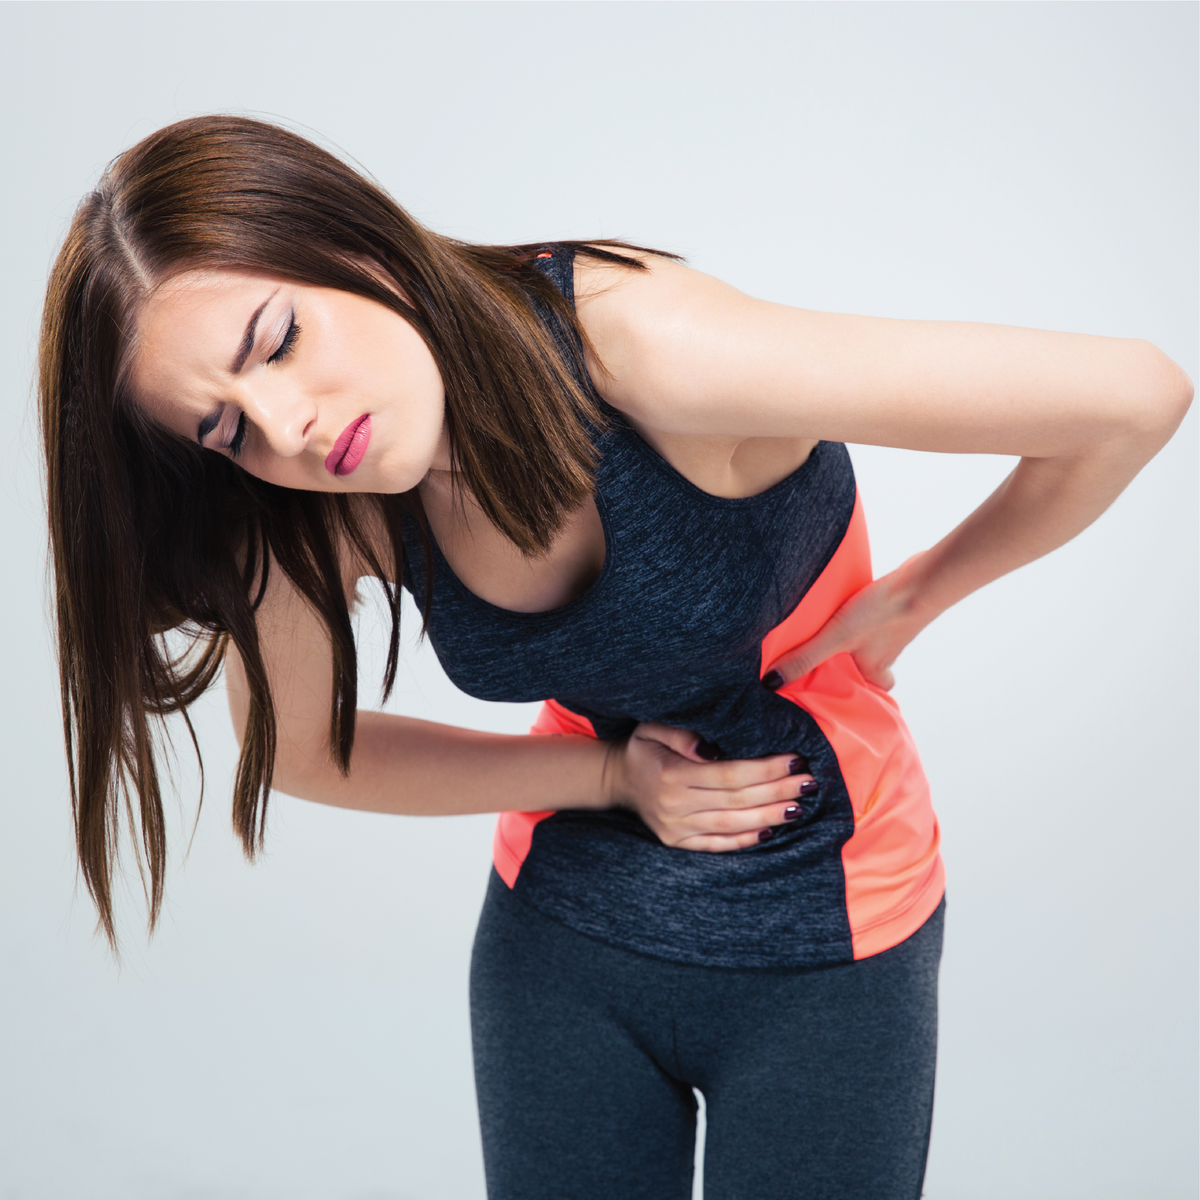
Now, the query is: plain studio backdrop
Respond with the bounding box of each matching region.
[0,4,1195,1199]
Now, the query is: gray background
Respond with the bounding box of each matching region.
[0,3,1195,1198]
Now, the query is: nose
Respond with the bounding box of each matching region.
[239,384,317,458]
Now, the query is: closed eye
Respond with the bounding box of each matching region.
[268,315,300,364]
[226,411,248,458]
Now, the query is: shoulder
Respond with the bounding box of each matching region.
[572,246,750,319]
[571,249,825,496]
[571,248,802,439]
[573,250,752,404]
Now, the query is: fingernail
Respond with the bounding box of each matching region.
[799,780,819,797]
[788,756,809,775]
[783,805,801,821]
[696,738,721,761]
[762,670,784,691]
[758,828,775,842]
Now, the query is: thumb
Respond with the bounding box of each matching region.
[633,722,713,762]
[762,618,851,691]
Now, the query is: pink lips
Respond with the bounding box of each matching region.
[325,414,371,477]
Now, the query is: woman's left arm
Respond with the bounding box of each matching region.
[579,257,1195,688]
[764,444,1176,690]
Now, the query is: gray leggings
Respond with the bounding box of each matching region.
[470,871,944,1200]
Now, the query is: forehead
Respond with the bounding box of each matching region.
[130,268,279,424]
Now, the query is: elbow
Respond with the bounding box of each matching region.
[1122,341,1194,450]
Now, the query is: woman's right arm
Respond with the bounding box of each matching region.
[223,557,811,851]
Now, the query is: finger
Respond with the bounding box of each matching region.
[860,665,895,690]
[671,792,816,850]
[632,722,708,762]
[682,792,815,836]
[672,830,774,853]
[681,771,818,816]
[853,657,895,691]
[762,623,848,691]
[666,753,810,791]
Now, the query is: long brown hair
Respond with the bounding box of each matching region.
[39,114,664,945]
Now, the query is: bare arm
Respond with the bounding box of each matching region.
[222,558,613,815]
[223,555,812,848]
[582,256,1190,456]
[577,256,1194,684]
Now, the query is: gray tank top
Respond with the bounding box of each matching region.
[404,247,859,968]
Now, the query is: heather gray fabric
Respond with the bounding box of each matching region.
[403,246,863,968]
[471,869,944,1199]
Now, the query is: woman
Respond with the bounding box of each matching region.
[39,115,1191,1199]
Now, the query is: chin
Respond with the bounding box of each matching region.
[345,461,426,495]
[370,446,438,493]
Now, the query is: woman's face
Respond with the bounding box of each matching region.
[130,268,449,492]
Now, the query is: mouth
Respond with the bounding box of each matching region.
[325,414,372,477]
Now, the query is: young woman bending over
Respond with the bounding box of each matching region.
[40,116,1192,1199]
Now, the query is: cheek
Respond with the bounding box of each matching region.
[374,353,444,454]
[393,392,446,475]
[402,353,446,433]
[381,323,443,407]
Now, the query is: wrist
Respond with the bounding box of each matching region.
[888,549,931,614]
[599,736,630,811]
[897,544,969,619]
[884,550,948,628]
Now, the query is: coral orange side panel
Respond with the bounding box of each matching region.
[493,493,945,961]
[762,492,944,959]
[491,700,594,887]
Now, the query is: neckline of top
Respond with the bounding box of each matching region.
[413,246,613,621]
[423,489,617,623]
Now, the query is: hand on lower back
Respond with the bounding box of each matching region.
[607,722,818,852]
[762,555,933,693]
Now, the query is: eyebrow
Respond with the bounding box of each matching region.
[196,289,281,445]
[229,292,277,375]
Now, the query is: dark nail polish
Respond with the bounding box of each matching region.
[696,738,721,761]
[799,780,819,797]
[783,805,801,821]
[758,828,775,843]
[762,670,784,691]
[788,756,809,775]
